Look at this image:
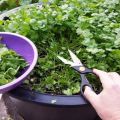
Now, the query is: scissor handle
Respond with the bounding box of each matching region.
[80,74,93,96]
[72,66,94,96]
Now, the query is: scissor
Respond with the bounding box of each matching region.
[57,49,93,96]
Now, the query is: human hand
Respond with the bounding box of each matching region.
[84,69,120,120]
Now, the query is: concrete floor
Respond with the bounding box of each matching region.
[0,96,12,120]
[0,94,24,120]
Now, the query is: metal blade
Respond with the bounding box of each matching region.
[68,49,83,66]
[57,56,74,65]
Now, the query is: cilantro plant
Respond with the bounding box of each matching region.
[1,0,120,95]
[0,43,28,85]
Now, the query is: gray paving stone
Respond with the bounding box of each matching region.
[0,98,11,120]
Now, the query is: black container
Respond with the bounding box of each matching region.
[5,87,100,120]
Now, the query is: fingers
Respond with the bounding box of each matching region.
[0,94,2,100]
[108,72,120,84]
[108,72,120,80]
[84,86,98,107]
[93,69,114,88]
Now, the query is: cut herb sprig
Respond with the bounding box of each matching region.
[0,44,28,85]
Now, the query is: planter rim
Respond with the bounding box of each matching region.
[0,3,42,20]
[9,87,89,106]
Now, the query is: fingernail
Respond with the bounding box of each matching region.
[84,86,91,93]
[93,68,98,73]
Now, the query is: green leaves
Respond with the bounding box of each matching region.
[19,0,32,5]
[0,0,40,13]
[109,50,120,60]
[63,82,80,95]
[1,0,120,95]
[0,44,28,85]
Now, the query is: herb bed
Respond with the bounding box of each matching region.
[1,0,120,95]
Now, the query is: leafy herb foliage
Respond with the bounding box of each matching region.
[0,0,39,13]
[1,0,120,95]
[0,43,28,85]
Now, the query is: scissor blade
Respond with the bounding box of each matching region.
[57,56,74,65]
[68,49,83,66]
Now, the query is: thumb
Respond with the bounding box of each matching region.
[84,86,98,106]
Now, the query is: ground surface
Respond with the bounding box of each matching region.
[0,98,11,120]
[0,94,23,120]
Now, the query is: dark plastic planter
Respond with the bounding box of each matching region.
[6,87,100,120]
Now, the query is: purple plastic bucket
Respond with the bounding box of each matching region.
[0,32,38,93]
